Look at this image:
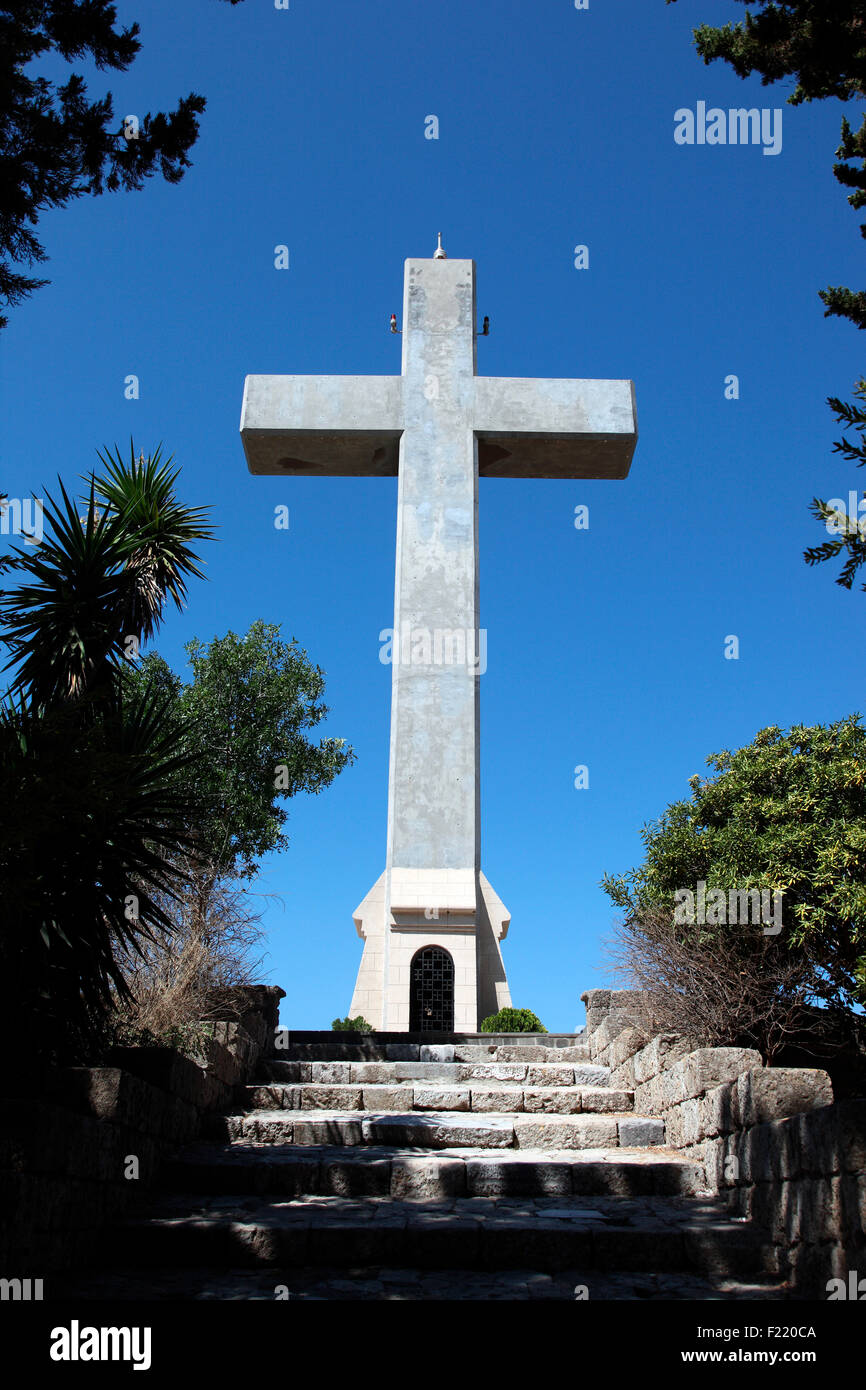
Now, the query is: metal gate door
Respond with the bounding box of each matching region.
[409,946,454,1032]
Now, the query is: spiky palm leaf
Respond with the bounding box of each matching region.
[91,442,214,647]
[0,444,214,707]
[0,478,129,704]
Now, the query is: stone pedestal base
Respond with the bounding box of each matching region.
[349,870,512,1032]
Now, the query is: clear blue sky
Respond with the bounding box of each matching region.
[2,0,864,1031]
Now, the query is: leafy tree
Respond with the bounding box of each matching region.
[602,717,866,1030]
[667,2,866,582]
[0,443,214,1064]
[1,0,244,327]
[670,4,865,111]
[480,1007,547,1034]
[332,1015,373,1032]
[804,378,866,587]
[123,621,355,881]
[668,0,865,327]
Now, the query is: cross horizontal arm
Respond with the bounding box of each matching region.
[473,377,637,479]
[241,375,404,476]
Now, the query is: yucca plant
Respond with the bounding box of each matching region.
[1,444,212,709]
[93,444,212,650]
[0,444,214,1066]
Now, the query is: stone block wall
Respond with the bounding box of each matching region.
[582,988,866,1296]
[0,988,284,1276]
[580,988,652,1046]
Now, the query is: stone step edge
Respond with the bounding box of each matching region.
[110,1208,772,1277]
[262,1062,601,1083]
[205,1111,666,1151]
[274,1038,587,1053]
[169,1142,695,1163]
[241,1084,634,1115]
[159,1145,704,1197]
[277,1033,584,1044]
[270,1048,593,1065]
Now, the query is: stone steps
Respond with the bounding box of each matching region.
[273,1042,591,1064]
[242,1083,632,1115]
[77,1027,790,1299]
[205,1108,664,1150]
[261,1060,607,1086]
[37,1020,797,1301]
[160,1142,706,1199]
[109,1192,773,1278]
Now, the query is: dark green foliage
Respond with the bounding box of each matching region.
[0,689,196,1061]
[667,2,866,105]
[667,1,866,334]
[820,285,866,329]
[0,443,213,1063]
[668,2,866,585]
[331,1016,373,1032]
[820,111,866,327]
[0,444,212,706]
[0,0,245,326]
[805,378,866,587]
[480,1007,547,1034]
[602,717,866,1018]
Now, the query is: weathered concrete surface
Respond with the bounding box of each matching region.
[242,251,637,1030]
[241,375,403,475]
[474,376,637,478]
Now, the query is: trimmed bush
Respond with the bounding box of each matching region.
[480,1007,547,1034]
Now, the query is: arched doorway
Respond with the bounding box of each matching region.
[409,945,454,1032]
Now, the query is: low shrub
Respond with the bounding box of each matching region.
[480,1007,547,1033]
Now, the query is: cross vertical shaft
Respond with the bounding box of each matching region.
[388,258,479,874]
[378,259,486,1030]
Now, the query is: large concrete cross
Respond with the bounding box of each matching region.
[241,245,637,1031]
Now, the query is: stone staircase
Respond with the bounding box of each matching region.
[72,1036,790,1300]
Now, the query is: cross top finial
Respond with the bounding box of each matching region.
[433,232,447,260]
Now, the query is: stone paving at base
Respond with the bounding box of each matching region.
[54,1264,791,1302]
[110,1185,774,1283]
